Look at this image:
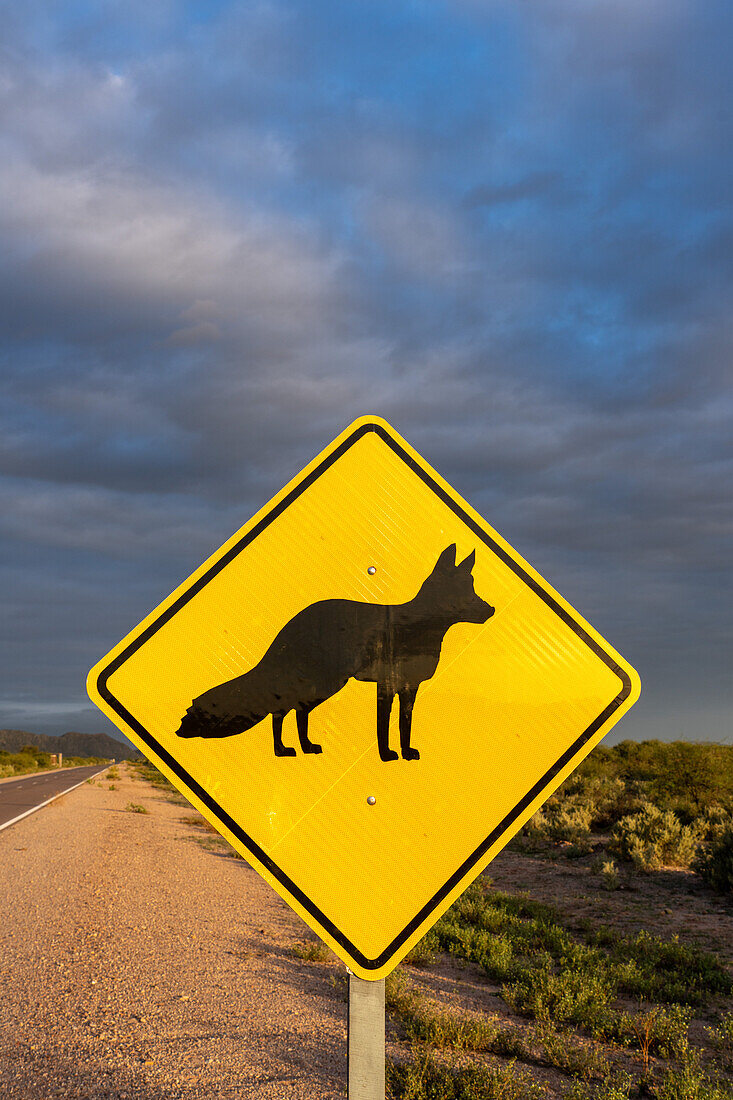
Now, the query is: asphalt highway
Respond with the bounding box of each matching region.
[0,765,109,831]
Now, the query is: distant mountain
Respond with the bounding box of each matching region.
[0,729,142,761]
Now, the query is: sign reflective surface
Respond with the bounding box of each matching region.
[88,416,640,979]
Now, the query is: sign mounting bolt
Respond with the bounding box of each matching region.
[367,566,377,575]
[367,795,376,806]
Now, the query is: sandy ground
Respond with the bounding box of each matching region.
[0,765,347,1099]
[489,838,733,966]
[2,764,731,1099]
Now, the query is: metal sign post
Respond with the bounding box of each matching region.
[347,972,385,1100]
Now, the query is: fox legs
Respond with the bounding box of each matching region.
[398,687,419,760]
[296,707,322,754]
[377,686,399,762]
[272,708,323,756]
[377,684,420,761]
[273,688,417,761]
[272,713,296,757]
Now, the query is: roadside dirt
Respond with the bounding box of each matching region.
[0,765,347,1099]
[2,766,731,1099]
[490,839,733,965]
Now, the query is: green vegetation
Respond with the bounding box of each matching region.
[129,760,187,804]
[609,804,701,871]
[709,1012,733,1071]
[695,826,733,895]
[432,883,730,1010]
[179,811,245,859]
[291,939,331,962]
[576,741,733,818]
[597,859,619,890]
[382,867,733,1099]
[124,801,149,814]
[0,744,109,778]
[387,1050,542,1100]
[387,973,528,1058]
[519,741,733,892]
[181,812,218,833]
[655,1053,733,1100]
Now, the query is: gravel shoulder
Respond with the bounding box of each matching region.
[0,764,347,1099]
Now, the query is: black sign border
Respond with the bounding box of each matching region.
[97,421,632,970]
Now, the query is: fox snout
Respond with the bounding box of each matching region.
[471,596,495,624]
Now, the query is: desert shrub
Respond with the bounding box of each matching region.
[386,973,527,1058]
[125,801,149,814]
[63,755,108,766]
[612,1004,691,1059]
[561,775,635,831]
[525,797,593,842]
[437,881,730,1009]
[648,742,733,813]
[0,748,52,777]
[656,1053,733,1100]
[437,921,517,982]
[20,745,52,767]
[387,1050,541,1100]
[563,1072,635,1100]
[577,741,733,819]
[610,803,700,870]
[598,859,619,890]
[291,939,330,962]
[709,1011,733,1071]
[607,930,732,1004]
[131,760,187,803]
[694,824,733,894]
[503,966,613,1030]
[404,931,440,967]
[538,1025,610,1080]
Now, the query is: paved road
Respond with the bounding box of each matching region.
[0,765,109,831]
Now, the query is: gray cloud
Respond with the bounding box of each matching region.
[0,1,731,744]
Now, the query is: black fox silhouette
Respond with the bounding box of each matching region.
[176,544,494,761]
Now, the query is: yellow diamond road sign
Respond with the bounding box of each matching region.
[88,416,640,979]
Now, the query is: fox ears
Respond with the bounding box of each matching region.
[434,544,476,573]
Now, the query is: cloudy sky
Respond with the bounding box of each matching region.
[1,0,731,745]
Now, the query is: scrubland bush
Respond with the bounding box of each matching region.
[0,747,51,777]
[404,932,439,967]
[504,966,613,1030]
[599,859,619,890]
[709,1011,733,1070]
[562,775,635,831]
[610,803,700,871]
[387,1049,542,1099]
[656,1051,733,1100]
[579,741,733,817]
[521,744,733,857]
[694,824,733,894]
[563,1073,635,1100]
[525,798,594,842]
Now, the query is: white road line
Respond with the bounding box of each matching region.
[0,769,108,834]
